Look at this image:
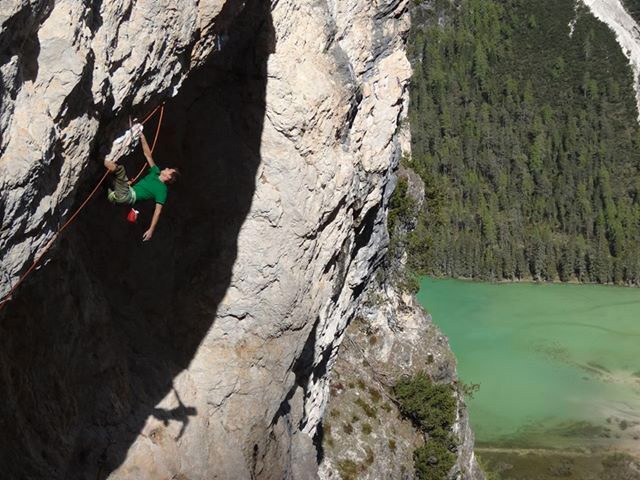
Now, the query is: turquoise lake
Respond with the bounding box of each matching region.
[417,277,640,451]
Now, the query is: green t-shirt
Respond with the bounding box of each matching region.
[132,165,168,204]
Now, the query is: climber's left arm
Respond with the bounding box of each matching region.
[143,203,163,242]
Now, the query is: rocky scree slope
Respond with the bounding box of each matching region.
[0,0,410,479]
[582,0,640,120]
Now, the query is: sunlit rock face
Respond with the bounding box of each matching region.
[0,0,412,478]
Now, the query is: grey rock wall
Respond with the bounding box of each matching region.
[0,0,412,478]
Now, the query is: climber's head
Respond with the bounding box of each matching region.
[160,168,180,184]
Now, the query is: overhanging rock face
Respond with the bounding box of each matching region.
[0,0,411,478]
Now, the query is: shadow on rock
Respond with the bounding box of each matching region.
[151,387,197,441]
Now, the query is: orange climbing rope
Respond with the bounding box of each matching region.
[131,104,164,184]
[0,104,165,311]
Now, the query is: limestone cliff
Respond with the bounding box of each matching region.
[0,0,412,478]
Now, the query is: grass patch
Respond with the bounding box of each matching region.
[355,397,378,419]
[337,459,359,480]
[369,388,382,403]
[364,446,375,466]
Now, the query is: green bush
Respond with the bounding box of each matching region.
[393,373,456,439]
[393,373,458,479]
[386,174,427,294]
[388,177,418,235]
[413,441,456,480]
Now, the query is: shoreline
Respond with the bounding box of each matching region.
[423,274,640,289]
[477,444,640,456]
[477,445,640,479]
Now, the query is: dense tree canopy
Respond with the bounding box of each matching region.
[407,0,640,284]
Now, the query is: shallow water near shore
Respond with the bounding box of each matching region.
[416,278,640,455]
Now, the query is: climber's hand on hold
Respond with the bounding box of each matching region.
[131,122,143,139]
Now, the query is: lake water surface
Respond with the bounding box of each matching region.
[417,277,640,452]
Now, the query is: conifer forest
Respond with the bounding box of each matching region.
[406,0,640,284]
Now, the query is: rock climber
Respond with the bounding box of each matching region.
[104,124,179,241]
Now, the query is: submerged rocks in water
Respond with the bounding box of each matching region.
[479,449,640,480]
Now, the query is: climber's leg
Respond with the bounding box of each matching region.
[106,164,135,205]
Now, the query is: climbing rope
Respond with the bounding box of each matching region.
[0,104,165,311]
[131,104,164,184]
